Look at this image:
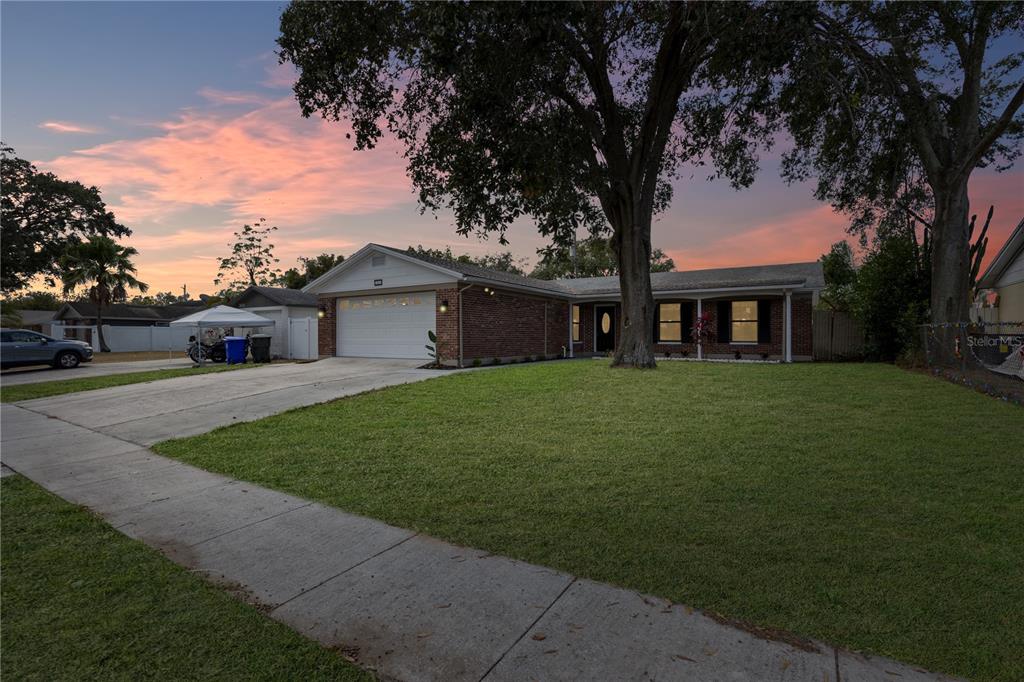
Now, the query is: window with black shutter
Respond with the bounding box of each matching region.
[717,301,730,342]
[757,300,772,344]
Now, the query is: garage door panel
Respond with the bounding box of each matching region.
[338,292,436,359]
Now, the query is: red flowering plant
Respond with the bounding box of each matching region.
[691,311,714,347]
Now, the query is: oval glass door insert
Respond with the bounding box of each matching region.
[601,312,611,334]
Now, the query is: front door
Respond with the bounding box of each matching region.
[595,305,616,352]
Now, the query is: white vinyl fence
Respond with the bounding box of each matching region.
[288,317,318,360]
[52,322,194,352]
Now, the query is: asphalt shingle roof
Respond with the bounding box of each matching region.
[236,286,317,307]
[383,244,823,297]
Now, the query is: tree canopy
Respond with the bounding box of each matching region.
[780,2,1024,325]
[278,252,345,289]
[278,1,793,366]
[531,237,674,280]
[1,144,131,292]
[214,218,281,293]
[406,245,527,276]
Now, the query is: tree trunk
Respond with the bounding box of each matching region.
[928,179,971,368]
[930,180,971,324]
[610,206,656,369]
[96,302,110,352]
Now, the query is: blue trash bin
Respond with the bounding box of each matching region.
[224,336,247,364]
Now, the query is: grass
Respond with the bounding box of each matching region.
[0,476,370,680]
[90,350,189,363]
[1,364,254,402]
[154,361,1024,681]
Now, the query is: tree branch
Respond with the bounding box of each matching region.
[956,80,1024,181]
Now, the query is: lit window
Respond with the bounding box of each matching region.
[572,305,581,342]
[657,303,682,342]
[339,300,350,311]
[731,301,758,342]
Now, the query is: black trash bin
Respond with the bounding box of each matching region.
[250,334,272,363]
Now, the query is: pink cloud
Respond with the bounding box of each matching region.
[263,60,298,89]
[198,87,272,106]
[668,205,849,270]
[43,96,412,226]
[39,120,101,134]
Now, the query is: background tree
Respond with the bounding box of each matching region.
[278,2,792,367]
[1,144,131,292]
[128,291,182,306]
[531,236,675,279]
[59,236,148,353]
[1,290,63,311]
[817,241,858,312]
[278,253,345,289]
[780,2,1024,333]
[406,245,527,275]
[213,218,281,294]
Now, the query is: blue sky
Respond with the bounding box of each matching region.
[3,1,1021,295]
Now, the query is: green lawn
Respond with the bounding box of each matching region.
[0,476,370,681]
[153,361,1024,681]
[1,364,254,402]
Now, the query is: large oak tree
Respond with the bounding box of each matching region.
[780,2,1024,330]
[278,1,790,367]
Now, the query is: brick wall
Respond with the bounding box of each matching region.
[317,296,336,357]
[459,286,569,363]
[434,286,460,362]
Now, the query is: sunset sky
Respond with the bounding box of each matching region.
[3,2,1022,297]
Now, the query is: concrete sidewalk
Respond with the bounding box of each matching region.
[1,386,959,680]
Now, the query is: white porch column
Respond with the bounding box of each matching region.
[568,303,575,358]
[784,291,792,363]
[696,298,703,360]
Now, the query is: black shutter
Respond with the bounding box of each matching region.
[758,300,771,344]
[717,301,730,342]
[653,303,661,342]
[682,302,695,342]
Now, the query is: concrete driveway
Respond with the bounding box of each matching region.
[1,356,194,386]
[11,358,435,446]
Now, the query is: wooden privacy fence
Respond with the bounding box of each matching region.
[813,310,865,360]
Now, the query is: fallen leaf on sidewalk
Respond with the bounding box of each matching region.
[531,633,547,641]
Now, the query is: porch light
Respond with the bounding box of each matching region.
[483,287,490,293]
[317,304,327,319]
[440,300,449,313]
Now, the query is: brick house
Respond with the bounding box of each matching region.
[304,244,824,365]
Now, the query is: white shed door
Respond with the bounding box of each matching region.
[338,292,436,358]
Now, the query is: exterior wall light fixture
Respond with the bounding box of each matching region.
[317,304,327,319]
[440,300,449,313]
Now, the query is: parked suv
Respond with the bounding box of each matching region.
[0,329,94,369]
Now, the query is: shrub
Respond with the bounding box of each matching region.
[492,357,502,365]
[471,358,482,367]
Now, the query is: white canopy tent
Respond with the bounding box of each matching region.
[170,305,276,365]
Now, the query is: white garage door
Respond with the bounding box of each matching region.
[338,292,436,358]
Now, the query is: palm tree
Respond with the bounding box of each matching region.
[59,236,148,352]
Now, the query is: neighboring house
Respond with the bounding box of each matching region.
[304,243,823,365]
[232,286,318,359]
[17,309,58,337]
[53,300,206,350]
[977,217,1024,332]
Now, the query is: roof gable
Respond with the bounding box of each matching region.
[303,244,463,295]
[978,217,1024,289]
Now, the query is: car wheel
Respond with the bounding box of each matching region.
[55,351,81,369]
